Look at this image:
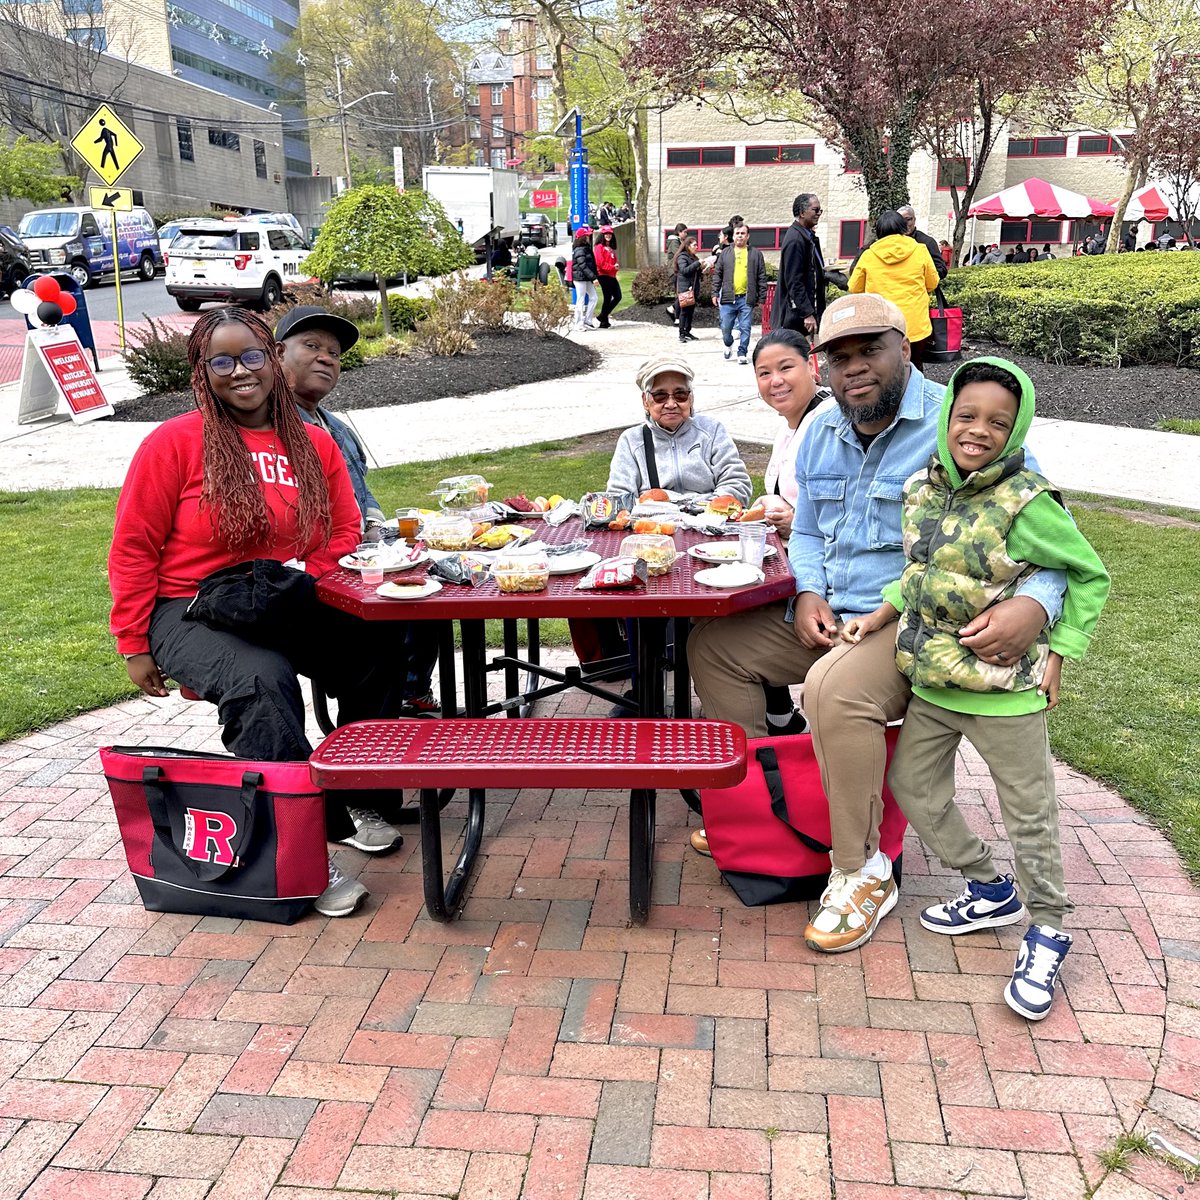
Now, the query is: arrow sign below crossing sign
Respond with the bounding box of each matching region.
[88,185,133,211]
[72,104,144,186]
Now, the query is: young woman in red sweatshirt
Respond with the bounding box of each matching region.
[593,226,622,328]
[108,307,402,915]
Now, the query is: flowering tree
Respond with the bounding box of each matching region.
[632,0,1114,221]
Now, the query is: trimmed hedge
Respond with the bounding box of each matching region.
[941,253,1200,367]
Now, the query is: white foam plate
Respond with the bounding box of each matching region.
[547,550,602,576]
[687,543,777,565]
[340,550,428,573]
[377,579,442,601]
[694,564,766,589]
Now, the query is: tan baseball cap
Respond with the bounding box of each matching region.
[636,354,695,393]
[812,294,907,352]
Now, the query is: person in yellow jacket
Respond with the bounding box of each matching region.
[849,210,941,367]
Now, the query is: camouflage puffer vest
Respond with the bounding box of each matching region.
[895,452,1053,694]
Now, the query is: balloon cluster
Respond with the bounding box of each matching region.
[10,276,78,326]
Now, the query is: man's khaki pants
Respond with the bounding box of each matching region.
[689,603,910,873]
[887,696,1071,929]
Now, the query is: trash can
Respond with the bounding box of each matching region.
[21,272,99,368]
[517,253,541,288]
[761,281,777,336]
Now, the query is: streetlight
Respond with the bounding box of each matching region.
[331,56,389,189]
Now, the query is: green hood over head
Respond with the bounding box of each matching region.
[938,355,1037,488]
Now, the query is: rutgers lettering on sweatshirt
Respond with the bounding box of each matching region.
[108,409,361,656]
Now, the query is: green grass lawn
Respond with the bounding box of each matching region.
[1160,418,1200,436]
[3,448,1197,876]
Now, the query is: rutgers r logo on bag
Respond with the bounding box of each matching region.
[182,807,239,866]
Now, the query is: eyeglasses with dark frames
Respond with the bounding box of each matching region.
[206,349,269,376]
[646,388,693,405]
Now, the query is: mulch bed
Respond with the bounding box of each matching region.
[613,302,727,328]
[923,339,1200,430]
[109,329,598,423]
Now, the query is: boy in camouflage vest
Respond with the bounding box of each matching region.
[842,357,1110,1020]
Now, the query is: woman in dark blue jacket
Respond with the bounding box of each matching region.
[672,235,702,343]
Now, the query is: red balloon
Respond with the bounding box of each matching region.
[59,293,77,316]
[33,276,60,302]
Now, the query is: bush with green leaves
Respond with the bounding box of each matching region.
[941,253,1200,367]
[122,316,191,395]
[525,276,571,336]
[387,294,434,332]
[303,186,473,334]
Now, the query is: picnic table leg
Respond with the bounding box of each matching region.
[459,619,489,717]
[634,617,668,720]
[673,619,692,719]
[436,621,458,718]
[419,785,485,922]
[629,787,656,924]
[502,619,521,718]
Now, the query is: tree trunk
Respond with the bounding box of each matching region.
[1107,157,1146,253]
[629,105,651,269]
[378,275,392,334]
[845,121,913,223]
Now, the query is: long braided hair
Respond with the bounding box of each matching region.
[187,306,332,556]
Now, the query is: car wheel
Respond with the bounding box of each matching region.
[69,261,92,289]
[176,296,201,312]
[259,276,283,310]
[137,253,156,281]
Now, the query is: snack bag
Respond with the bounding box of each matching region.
[429,555,488,587]
[581,491,636,530]
[575,556,649,590]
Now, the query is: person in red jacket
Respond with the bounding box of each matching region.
[108,306,402,917]
[593,226,622,328]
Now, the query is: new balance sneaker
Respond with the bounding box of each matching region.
[723,346,733,360]
[804,855,898,953]
[339,808,404,855]
[689,828,711,857]
[1005,924,1072,1020]
[920,875,1026,935]
[315,859,368,918]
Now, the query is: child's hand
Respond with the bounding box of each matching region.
[1038,652,1064,711]
[841,603,897,643]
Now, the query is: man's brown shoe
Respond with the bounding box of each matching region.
[690,828,711,857]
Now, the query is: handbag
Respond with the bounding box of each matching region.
[927,286,964,363]
[699,728,907,906]
[101,745,328,924]
[184,559,316,638]
[676,287,696,308]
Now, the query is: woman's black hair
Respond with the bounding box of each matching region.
[875,210,907,238]
[751,327,812,365]
[951,360,1023,404]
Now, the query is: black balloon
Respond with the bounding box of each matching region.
[36,301,63,325]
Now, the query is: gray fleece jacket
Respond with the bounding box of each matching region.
[606,413,752,504]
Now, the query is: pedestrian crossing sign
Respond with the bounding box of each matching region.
[71,104,144,186]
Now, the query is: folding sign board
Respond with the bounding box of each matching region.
[18,326,113,425]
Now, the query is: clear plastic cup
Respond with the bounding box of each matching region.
[737,523,769,568]
[356,543,385,586]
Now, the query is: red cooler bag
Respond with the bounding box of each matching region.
[700,728,907,906]
[101,746,328,924]
[927,285,963,363]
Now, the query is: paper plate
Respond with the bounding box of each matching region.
[547,550,602,576]
[340,549,428,573]
[687,543,777,565]
[694,565,766,589]
[377,579,442,601]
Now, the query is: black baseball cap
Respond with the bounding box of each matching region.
[274,305,360,352]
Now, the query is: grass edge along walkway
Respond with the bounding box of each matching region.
[2,437,1197,875]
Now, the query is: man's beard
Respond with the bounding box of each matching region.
[836,371,905,427]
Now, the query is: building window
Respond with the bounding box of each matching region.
[665,146,735,168]
[490,148,505,168]
[1007,136,1067,157]
[172,47,279,100]
[535,79,553,101]
[936,157,969,189]
[469,86,479,107]
[745,143,814,165]
[176,118,194,161]
[1078,134,1119,155]
[1000,220,1065,243]
[491,116,504,141]
[254,139,267,178]
[208,127,241,151]
[491,84,504,104]
[65,25,106,48]
[681,226,790,251]
[61,0,101,13]
[469,117,481,139]
[153,115,172,158]
[839,219,868,257]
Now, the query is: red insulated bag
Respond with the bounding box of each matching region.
[101,746,328,924]
[927,285,964,364]
[699,728,907,906]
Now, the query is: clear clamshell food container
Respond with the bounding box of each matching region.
[421,512,473,551]
[432,474,491,510]
[619,533,678,576]
[492,552,551,593]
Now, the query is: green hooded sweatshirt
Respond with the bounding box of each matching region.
[882,355,1111,716]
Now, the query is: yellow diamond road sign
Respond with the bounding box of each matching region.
[71,104,143,186]
[88,185,133,211]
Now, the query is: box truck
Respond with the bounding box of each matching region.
[422,166,521,257]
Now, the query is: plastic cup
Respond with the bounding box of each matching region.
[737,523,769,568]
[395,508,421,541]
[361,565,384,586]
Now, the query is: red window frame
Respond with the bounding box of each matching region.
[839,219,868,257]
[1077,135,1118,156]
[666,146,736,168]
[1007,136,1068,158]
[936,157,970,190]
[745,143,815,166]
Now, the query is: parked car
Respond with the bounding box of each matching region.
[164,218,314,311]
[0,226,31,298]
[17,205,162,288]
[520,213,558,248]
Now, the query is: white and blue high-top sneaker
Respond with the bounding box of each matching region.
[1005,925,1073,1021]
[920,875,1026,935]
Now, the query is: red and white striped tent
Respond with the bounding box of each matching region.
[968,177,1116,220]
[1121,184,1171,222]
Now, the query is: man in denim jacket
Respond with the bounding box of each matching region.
[688,294,1066,955]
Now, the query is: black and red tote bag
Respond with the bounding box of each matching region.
[699,728,907,906]
[927,285,964,363]
[101,746,327,924]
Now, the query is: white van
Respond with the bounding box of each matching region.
[164,218,314,311]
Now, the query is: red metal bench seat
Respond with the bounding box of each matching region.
[310,718,747,923]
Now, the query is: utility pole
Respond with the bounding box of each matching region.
[331,56,389,191]
[424,74,440,164]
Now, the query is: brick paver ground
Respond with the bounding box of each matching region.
[1,660,1198,1199]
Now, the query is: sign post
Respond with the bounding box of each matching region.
[71,105,144,352]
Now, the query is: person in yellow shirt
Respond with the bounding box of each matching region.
[849,210,941,367]
[712,223,769,364]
